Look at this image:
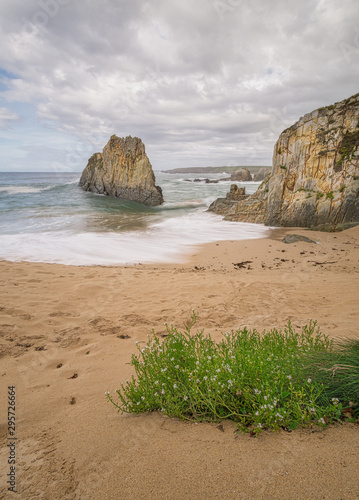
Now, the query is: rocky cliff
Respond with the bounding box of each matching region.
[79,135,164,206]
[211,93,359,229]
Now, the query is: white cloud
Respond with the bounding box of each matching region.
[0,108,19,129]
[0,0,358,171]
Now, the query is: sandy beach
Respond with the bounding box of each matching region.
[1,226,359,499]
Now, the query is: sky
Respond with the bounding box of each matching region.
[0,0,358,172]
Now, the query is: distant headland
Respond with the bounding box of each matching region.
[162,166,270,174]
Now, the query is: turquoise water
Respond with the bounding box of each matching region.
[0,171,268,265]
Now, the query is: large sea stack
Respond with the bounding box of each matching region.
[79,135,164,206]
[209,93,359,229]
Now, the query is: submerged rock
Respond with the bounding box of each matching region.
[79,135,164,206]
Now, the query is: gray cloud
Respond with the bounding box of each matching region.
[0,0,358,170]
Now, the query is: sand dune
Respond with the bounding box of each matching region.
[0,226,358,499]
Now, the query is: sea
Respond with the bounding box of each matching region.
[0,171,268,266]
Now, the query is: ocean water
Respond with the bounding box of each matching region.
[0,171,268,265]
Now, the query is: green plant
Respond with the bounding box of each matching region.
[278,148,282,154]
[303,339,359,418]
[336,130,359,169]
[339,185,346,193]
[316,192,324,199]
[328,119,335,125]
[280,165,287,170]
[326,191,334,200]
[106,316,342,435]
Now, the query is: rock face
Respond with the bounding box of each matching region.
[79,135,164,206]
[231,168,252,182]
[208,185,247,216]
[253,167,271,182]
[212,93,359,229]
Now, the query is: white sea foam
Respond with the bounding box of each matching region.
[0,210,268,266]
[0,185,55,195]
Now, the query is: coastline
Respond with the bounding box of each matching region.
[0,226,358,499]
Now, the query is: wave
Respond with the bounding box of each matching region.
[0,211,268,266]
[0,185,57,195]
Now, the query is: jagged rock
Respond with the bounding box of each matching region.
[208,185,248,215]
[265,94,359,227]
[282,234,317,244]
[79,135,164,206]
[227,184,246,200]
[213,93,359,229]
[253,167,271,182]
[231,168,253,182]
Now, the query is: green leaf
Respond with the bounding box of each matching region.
[289,421,298,430]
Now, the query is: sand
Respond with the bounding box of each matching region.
[0,226,358,499]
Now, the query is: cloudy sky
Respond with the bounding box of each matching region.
[0,0,358,172]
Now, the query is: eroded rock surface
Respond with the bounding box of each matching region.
[212,93,359,229]
[231,168,252,182]
[79,135,164,206]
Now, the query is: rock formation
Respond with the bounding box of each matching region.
[231,168,252,182]
[208,184,247,216]
[253,167,271,182]
[210,93,359,229]
[79,135,164,206]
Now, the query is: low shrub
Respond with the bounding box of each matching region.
[106,316,345,434]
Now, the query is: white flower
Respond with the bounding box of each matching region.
[184,395,188,401]
[257,423,262,428]
[171,357,174,361]
[105,391,109,395]
[161,389,165,395]
[255,411,259,416]
[175,365,179,369]
[254,389,261,395]
[228,379,233,385]
[141,396,145,400]
[155,380,159,385]
[264,396,268,401]
[154,392,158,397]
[203,376,208,381]
[307,378,312,383]
[173,384,178,389]
[216,368,221,373]
[331,397,339,405]
[196,379,200,384]
[318,417,326,425]
[310,407,316,413]
[287,375,292,380]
